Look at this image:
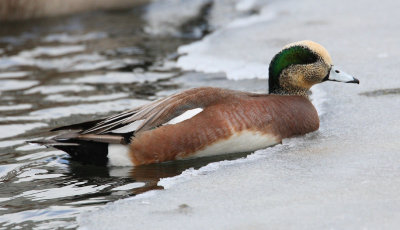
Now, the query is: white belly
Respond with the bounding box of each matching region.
[179,131,280,159]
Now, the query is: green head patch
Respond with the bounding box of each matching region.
[268,45,319,93]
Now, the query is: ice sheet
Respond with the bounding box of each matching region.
[144,0,269,36]
[79,0,400,229]
[144,0,211,35]
[177,0,276,80]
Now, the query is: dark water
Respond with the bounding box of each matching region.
[0,5,266,229]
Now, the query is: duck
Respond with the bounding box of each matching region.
[34,40,359,166]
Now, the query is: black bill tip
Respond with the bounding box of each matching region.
[347,77,360,84]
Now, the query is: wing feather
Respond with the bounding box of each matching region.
[53,87,246,136]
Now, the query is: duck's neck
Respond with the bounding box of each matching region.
[268,84,309,97]
[269,71,309,97]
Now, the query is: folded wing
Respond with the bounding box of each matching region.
[51,87,248,136]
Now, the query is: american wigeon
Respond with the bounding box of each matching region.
[34,40,359,166]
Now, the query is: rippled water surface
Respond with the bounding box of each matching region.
[0,5,267,229]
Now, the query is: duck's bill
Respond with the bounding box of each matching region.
[326,66,359,84]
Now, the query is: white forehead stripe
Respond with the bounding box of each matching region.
[166,108,203,125]
[284,40,332,65]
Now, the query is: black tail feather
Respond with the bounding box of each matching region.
[54,140,109,165]
[31,139,109,166]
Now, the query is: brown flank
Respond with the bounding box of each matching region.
[128,90,319,165]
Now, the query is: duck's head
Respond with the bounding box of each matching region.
[268,40,359,96]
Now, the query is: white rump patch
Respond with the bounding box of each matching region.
[179,131,279,159]
[107,144,134,166]
[111,120,144,133]
[166,108,203,125]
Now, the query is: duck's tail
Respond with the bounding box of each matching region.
[30,132,126,165]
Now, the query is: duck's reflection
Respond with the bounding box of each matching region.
[68,152,251,195]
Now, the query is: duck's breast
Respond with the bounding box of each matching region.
[262,95,319,138]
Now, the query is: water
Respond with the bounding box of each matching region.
[3,0,399,229]
[0,3,267,229]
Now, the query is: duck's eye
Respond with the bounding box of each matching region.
[335,70,340,73]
